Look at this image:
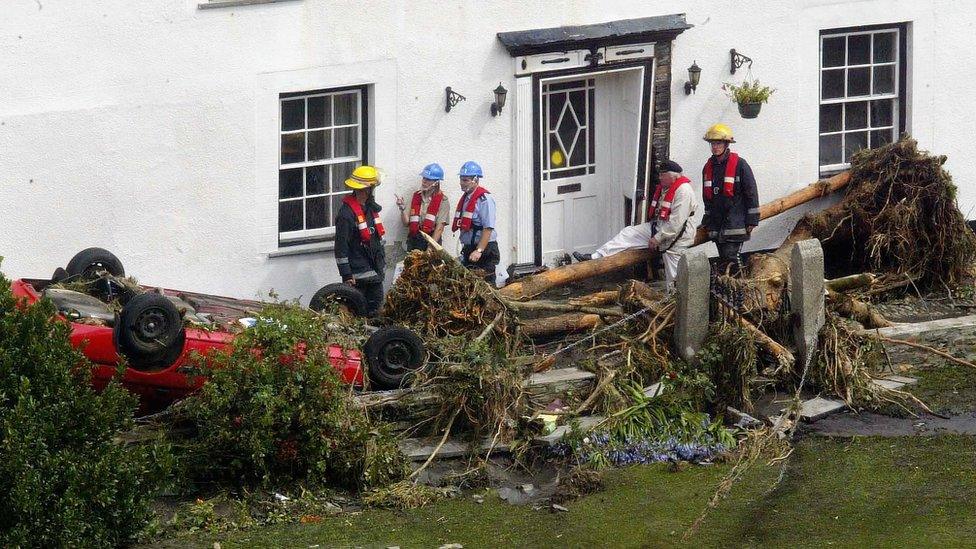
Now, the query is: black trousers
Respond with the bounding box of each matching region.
[357,280,384,317]
[715,241,744,276]
[460,241,500,285]
[406,233,442,252]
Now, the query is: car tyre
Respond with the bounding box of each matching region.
[118,292,184,359]
[364,326,426,389]
[66,247,125,279]
[309,283,368,317]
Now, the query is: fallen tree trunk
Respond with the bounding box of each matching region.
[521,313,602,338]
[501,171,852,300]
[569,290,619,307]
[504,299,623,317]
[825,273,876,293]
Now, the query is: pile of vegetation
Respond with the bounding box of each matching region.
[0,268,172,546]
[170,303,405,491]
[385,248,523,354]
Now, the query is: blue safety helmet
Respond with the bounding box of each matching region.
[419,163,444,181]
[459,161,484,178]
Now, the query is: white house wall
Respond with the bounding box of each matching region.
[0,0,972,301]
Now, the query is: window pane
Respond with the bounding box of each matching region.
[820,134,843,166]
[870,128,894,148]
[548,133,565,169]
[331,162,357,193]
[334,93,358,125]
[844,131,868,159]
[278,168,303,199]
[870,100,893,127]
[873,65,895,94]
[280,133,305,164]
[847,67,870,96]
[822,36,846,68]
[331,194,346,225]
[278,200,303,232]
[306,165,326,195]
[848,34,870,65]
[307,96,331,128]
[307,129,332,161]
[845,101,868,130]
[822,69,845,100]
[547,94,562,131]
[820,103,843,133]
[873,32,896,63]
[306,197,328,229]
[334,127,359,158]
[281,99,305,131]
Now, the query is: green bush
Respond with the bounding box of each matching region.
[177,303,405,490]
[0,270,171,547]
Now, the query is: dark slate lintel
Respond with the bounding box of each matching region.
[497,14,692,56]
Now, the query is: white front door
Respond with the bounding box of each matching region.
[539,77,611,265]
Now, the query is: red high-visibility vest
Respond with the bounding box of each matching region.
[648,176,691,221]
[343,196,385,243]
[702,152,740,200]
[452,186,489,232]
[408,190,445,236]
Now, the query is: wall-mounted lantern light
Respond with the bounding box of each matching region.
[684,61,702,95]
[445,87,466,113]
[729,49,753,75]
[490,83,508,116]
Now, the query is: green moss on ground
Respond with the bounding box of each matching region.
[161,436,976,548]
[908,355,976,415]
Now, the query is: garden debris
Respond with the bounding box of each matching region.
[551,468,605,504]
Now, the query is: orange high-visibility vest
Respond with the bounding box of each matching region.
[408,190,445,236]
[702,152,740,200]
[452,187,489,232]
[648,176,692,220]
[343,196,385,243]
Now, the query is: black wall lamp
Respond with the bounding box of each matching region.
[729,49,753,74]
[490,82,508,116]
[445,87,466,113]
[684,61,702,94]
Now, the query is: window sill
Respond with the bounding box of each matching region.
[267,241,335,258]
[198,0,300,10]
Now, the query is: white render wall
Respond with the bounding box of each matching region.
[0,0,972,301]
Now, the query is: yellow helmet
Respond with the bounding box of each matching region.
[703,123,736,143]
[345,165,381,189]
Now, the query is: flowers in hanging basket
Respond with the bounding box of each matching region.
[723,79,776,105]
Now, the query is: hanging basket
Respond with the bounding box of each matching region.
[737,102,762,119]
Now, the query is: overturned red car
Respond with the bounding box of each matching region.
[11,248,424,411]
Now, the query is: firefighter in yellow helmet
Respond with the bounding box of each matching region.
[334,165,386,316]
[699,123,759,275]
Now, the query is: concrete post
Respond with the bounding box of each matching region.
[674,247,710,362]
[790,239,826,368]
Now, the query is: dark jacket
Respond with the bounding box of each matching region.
[334,196,385,284]
[700,152,760,243]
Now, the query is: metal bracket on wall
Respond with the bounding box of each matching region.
[445,87,466,113]
[729,49,753,75]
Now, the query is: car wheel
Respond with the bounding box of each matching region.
[66,247,125,279]
[118,292,184,359]
[309,283,368,317]
[364,326,426,389]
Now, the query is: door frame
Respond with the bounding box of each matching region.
[530,59,655,265]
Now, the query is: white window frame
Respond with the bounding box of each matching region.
[278,87,365,244]
[818,26,902,173]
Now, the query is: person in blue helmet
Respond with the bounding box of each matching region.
[452,161,499,284]
[395,163,451,252]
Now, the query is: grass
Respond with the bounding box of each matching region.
[906,334,976,415]
[157,436,976,548]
